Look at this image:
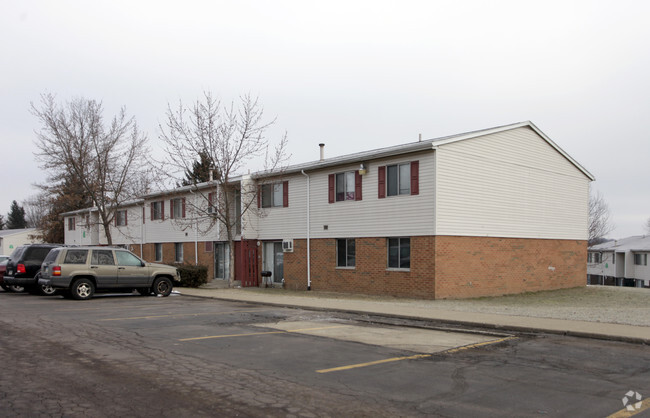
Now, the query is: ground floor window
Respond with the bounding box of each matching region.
[175,243,183,263]
[388,237,410,269]
[215,242,230,279]
[155,243,163,262]
[263,242,284,283]
[337,238,355,267]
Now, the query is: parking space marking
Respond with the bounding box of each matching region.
[99,308,271,321]
[317,354,432,373]
[607,399,650,418]
[179,325,348,342]
[316,336,516,373]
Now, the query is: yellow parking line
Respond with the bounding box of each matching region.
[99,309,269,321]
[179,325,348,342]
[607,399,650,418]
[443,336,516,354]
[317,354,432,373]
[317,336,515,373]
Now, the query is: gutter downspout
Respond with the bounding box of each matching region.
[188,189,199,265]
[139,203,144,258]
[301,170,311,290]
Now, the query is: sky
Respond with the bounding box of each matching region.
[1,0,649,238]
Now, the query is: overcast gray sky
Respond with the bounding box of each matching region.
[2,0,649,238]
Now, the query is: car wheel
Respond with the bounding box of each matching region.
[0,284,8,291]
[152,277,172,297]
[10,285,25,293]
[137,288,151,296]
[71,278,95,300]
[34,273,58,296]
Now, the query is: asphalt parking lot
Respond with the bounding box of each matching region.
[0,290,648,417]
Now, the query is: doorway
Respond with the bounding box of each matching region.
[263,242,284,284]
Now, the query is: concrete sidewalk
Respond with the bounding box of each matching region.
[176,287,650,344]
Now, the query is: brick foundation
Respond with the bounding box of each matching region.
[284,236,586,299]
[133,242,215,281]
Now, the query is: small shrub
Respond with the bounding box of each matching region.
[175,264,208,288]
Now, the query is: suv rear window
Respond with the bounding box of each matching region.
[24,247,54,263]
[64,249,89,264]
[9,247,25,260]
[43,249,61,264]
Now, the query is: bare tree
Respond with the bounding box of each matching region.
[31,94,149,245]
[644,217,650,235]
[589,190,614,245]
[158,92,288,287]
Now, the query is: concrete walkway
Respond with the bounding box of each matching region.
[175,287,650,344]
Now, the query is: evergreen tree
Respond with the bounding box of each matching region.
[180,150,214,186]
[6,200,27,229]
[0,214,5,230]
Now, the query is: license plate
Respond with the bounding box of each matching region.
[7,270,12,275]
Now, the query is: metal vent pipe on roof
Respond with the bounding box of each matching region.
[319,143,325,161]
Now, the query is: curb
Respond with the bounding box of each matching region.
[178,292,650,345]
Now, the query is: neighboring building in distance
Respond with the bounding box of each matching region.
[0,228,42,255]
[63,121,594,299]
[588,236,650,288]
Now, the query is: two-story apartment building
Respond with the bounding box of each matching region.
[63,121,594,299]
[588,236,650,288]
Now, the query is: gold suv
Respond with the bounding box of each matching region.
[39,247,180,300]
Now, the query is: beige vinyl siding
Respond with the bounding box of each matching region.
[435,127,589,240]
[253,176,308,240]
[258,151,434,240]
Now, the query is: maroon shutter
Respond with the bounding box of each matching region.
[182,198,186,218]
[355,170,362,201]
[125,211,128,226]
[257,186,262,208]
[114,215,117,227]
[170,200,174,219]
[142,206,145,224]
[378,166,386,199]
[410,160,419,195]
[150,204,153,221]
[161,201,165,220]
[283,181,289,207]
[328,174,335,203]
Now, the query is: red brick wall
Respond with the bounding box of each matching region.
[284,237,437,298]
[434,236,587,299]
[284,235,586,299]
[134,242,215,281]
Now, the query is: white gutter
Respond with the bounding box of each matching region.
[301,170,311,290]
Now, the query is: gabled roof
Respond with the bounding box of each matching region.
[590,236,650,252]
[262,121,594,181]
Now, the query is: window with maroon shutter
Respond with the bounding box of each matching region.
[410,160,419,195]
[116,210,128,226]
[151,201,164,220]
[385,162,414,196]
[171,198,184,219]
[328,174,335,203]
[332,170,361,202]
[260,182,286,208]
[378,166,386,199]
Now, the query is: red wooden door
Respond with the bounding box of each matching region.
[239,240,259,287]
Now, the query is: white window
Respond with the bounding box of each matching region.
[261,183,284,208]
[155,243,163,262]
[67,217,76,231]
[171,198,184,219]
[387,163,411,196]
[337,239,356,267]
[116,210,127,226]
[336,172,356,201]
[388,237,410,269]
[152,201,163,220]
[634,253,647,266]
[175,243,184,263]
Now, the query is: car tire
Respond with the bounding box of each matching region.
[71,278,95,300]
[35,273,58,296]
[9,285,25,293]
[137,288,151,296]
[0,284,8,291]
[152,277,172,297]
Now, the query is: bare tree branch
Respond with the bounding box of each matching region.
[589,189,614,245]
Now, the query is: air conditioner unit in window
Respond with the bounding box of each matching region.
[282,239,293,253]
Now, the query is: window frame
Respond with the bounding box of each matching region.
[634,253,647,266]
[387,237,410,270]
[171,197,185,219]
[154,243,163,262]
[175,243,184,263]
[387,163,411,196]
[67,217,76,231]
[260,182,287,208]
[152,201,164,220]
[336,238,356,268]
[115,209,128,227]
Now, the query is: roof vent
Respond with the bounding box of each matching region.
[319,143,325,161]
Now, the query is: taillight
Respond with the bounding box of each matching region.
[17,264,26,274]
[53,266,61,276]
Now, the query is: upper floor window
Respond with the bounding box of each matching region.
[67,217,76,231]
[588,253,602,263]
[329,171,362,203]
[170,198,185,219]
[115,210,128,226]
[634,253,647,266]
[378,161,419,198]
[388,237,410,269]
[151,201,164,220]
[259,181,288,208]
